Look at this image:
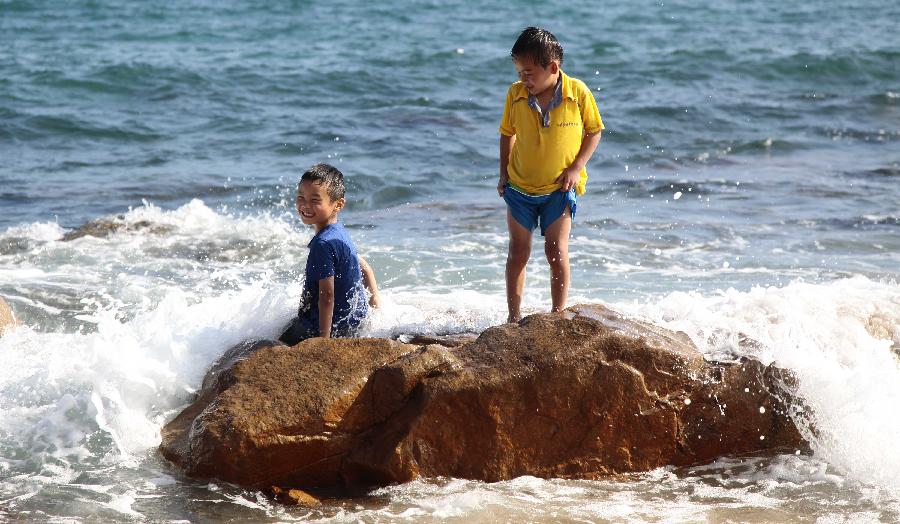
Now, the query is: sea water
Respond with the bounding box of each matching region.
[2,0,899,521]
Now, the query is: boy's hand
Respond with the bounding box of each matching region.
[555,167,581,192]
[497,173,508,197]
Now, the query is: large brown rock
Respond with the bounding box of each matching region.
[159,305,804,490]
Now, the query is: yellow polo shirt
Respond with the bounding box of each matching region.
[499,71,603,196]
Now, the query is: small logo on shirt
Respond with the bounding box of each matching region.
[557,122,579,128]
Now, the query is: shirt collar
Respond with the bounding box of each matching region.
[308,222,340,247]
[511,70,577,102]
[527,76,563,127]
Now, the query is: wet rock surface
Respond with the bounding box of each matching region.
[0,296,16,335]
[159,304,804,491]
[62,217,174,241]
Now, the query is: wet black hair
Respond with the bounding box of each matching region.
[300,163,345,201]
[511,26,564,68]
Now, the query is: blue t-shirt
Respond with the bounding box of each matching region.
[296,222,368,336]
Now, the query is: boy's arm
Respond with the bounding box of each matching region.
[498,134,516,197]
[555,131,602,192]
[358,255,381,308]
[317,276,335,338]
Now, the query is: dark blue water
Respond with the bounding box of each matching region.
[3,1,898,221]
[3,0,898,302]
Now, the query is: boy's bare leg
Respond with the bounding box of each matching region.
[544,205,572,313]
[506,210,532,323]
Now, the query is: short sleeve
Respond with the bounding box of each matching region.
[579,81,604,134]
[306,239,336,282]
[499,86,516,136]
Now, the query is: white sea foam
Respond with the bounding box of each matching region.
[0,282,298,467]
[862,213,898,223]
[0,221,65,242]
[363,455,871,522]
[365,290,506,338]
[620,276,900,496]
[1,201,899,520]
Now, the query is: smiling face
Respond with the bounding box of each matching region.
[296,180,344,232]
[513,54,559,99]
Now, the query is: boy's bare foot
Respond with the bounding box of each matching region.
[507,314,521,324]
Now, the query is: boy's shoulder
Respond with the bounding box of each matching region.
[505,80,528,99]
[310,223,356,251]
[560,71,592,99]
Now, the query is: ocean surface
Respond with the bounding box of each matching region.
[2,0,899,521]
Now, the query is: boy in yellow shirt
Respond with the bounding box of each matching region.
[498,26,604,323]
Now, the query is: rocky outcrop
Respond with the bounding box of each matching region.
[0,296,17,335]
[62,217,174,241]
[159,305,804,490]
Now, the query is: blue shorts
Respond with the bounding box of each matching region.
[503,184,577,236]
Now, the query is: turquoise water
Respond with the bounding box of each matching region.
[2,0,899,521]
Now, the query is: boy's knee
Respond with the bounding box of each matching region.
[544,243,568,263]
[507,249,530,268]
[546,256,569,271]
[545,254,569,274]
[508,239,531,258]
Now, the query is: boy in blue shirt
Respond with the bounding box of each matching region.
[279,163,380,345]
